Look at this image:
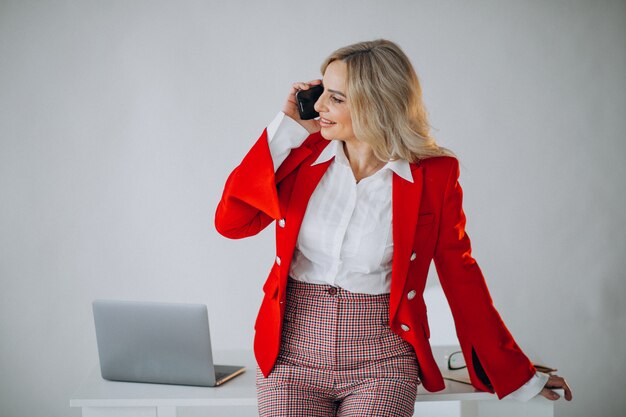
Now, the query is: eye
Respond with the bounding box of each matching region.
[331,96,344,104]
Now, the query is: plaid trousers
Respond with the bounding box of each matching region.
[256,278,420,417]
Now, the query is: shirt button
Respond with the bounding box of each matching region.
[401,324,411,332]
[275,256,281,266]
[328,287,337,296]
[407,290,416,300]
[278,218,286,228]
[410,251,417,261]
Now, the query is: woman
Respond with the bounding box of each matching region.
[215,39,572,417]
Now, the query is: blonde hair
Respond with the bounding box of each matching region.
[321,39,456,163]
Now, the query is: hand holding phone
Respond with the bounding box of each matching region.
[282,80,323,134]
[295,84,324,120]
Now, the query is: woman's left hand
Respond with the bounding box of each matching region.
[539,374,573,401]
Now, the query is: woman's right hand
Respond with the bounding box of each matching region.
[283,80,322,135]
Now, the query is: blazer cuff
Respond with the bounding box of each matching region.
[502,371,549,402]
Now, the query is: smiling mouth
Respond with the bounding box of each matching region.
[320,117,336,125]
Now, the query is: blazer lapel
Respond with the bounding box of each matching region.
[389,164,424,322]
[288,156,333,233]
[278,142,333,288]
[275,133,325,183]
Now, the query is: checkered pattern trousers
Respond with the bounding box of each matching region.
[256,278,420,417]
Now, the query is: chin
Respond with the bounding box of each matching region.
[319,128,334,140]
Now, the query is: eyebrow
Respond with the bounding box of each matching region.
[327,88,346,98]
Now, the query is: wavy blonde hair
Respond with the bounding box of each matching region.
[321,39,455,163]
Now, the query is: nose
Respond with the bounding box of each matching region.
[314,92,327,113]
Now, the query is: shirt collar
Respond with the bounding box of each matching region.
[312,139,413,183]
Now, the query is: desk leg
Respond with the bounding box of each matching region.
[477,398,554,417]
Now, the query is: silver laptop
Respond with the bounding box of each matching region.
[92,299,245,386]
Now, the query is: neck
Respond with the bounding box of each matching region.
[342,140,386,183]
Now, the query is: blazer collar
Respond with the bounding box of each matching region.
[389,163,424,322]
[312,139,413,183]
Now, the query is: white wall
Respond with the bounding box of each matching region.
[1,1,624,416]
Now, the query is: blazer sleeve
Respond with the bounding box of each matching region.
[214,128,322,239]
[214,129,282,239]
[433,157,536,399]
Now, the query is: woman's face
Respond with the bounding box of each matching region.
[314,60,355,142]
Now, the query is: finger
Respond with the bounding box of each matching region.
[545,376,573,401]
[292,82,310,91]
[563,382,573,401]
[547,376,573,401]
[292,79,322,91]
[540,387,560,401]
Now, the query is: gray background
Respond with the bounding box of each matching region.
[1,1,625,416]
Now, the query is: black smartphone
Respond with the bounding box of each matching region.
[295,84,324,120]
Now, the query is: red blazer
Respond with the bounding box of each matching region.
[215,130,536,399]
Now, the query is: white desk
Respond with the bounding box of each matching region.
[70,347,559,417]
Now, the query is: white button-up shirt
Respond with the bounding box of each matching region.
[268,111,411,295]
[265,111,548,400]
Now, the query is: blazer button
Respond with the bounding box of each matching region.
[275,256,281,266]
[407,290,416,300]
[410,251,417,261]
[278,218,286,228]
[401,324,411,332]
